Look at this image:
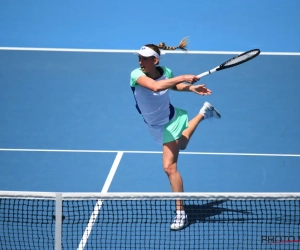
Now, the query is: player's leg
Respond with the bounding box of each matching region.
[179,102,221,150]
[162,139,188,230]
[179,113,204,150]
[163,139,182,195]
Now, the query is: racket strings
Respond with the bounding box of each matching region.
[224,50,259,66]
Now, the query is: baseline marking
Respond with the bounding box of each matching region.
[0,148,299,157]
[0,47,299,56]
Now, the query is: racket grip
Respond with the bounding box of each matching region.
[197,71,210,78]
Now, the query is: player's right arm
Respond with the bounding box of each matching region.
[136,75,199,92]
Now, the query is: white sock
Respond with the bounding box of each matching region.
[176,210,186,216]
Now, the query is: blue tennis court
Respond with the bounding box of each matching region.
[0,48,300,250]
[1,1,300,248]
[0,49,299,193]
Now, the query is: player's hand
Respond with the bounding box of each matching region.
[182,75,200,84]
[190,84,212,96]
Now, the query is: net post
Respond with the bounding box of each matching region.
[55,192,62,250]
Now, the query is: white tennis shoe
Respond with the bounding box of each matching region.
[199,101,221,119]
[170,214,188,231]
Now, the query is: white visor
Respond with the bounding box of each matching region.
[136,46,160,59]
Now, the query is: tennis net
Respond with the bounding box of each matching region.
[0,191,300,250]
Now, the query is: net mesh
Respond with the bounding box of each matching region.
[0,198,55,250]
[224,50,259,66]
[1,192,300,250]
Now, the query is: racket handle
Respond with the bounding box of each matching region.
[197,71,210,78]
[197,68,217,78]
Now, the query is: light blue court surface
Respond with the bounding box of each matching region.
[1,2,300,249]
[0,49,299,193]
[1,1,300,52]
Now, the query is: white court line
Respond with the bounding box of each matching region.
[0,46,299,56]
[0,148,299,157]
[77,151,123,250]
[101,152,123,193]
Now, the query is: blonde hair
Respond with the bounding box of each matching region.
[144,37,189,56]
[157,37,189,52]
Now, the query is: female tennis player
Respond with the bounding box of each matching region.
[130,38,221,230]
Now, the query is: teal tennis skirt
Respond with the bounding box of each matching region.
[147,107,188,145]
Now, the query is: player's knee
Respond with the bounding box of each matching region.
[163,163,177,176]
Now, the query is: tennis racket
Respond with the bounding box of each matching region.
[197,49,260,78]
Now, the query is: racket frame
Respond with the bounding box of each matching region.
[197,49,260,78]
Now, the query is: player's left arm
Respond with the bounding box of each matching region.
[171,83,191,91]
[166,67,211,95]
[171,83,212,96]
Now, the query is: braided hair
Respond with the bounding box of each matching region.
[157,37,188,51]
[144,37,189,56]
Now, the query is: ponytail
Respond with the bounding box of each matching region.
[157,37,189,51]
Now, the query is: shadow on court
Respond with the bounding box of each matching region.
[184,200,251,226]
